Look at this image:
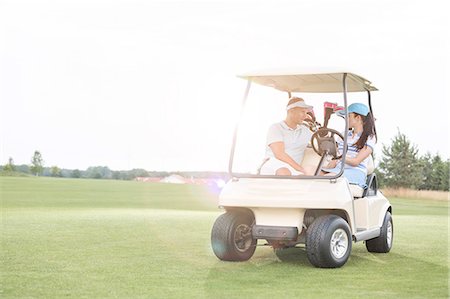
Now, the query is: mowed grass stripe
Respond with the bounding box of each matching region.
[1,177,448,298]
[3,209,220,298]
[1,176,219,210]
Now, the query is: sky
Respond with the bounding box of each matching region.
[0,0,448,172]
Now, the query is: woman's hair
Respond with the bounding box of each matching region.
[354,112,377,150]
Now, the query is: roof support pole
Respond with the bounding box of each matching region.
[367,90,373,114]
[228,80,252,174]
[367,90,377,138]
[334,73,349,179]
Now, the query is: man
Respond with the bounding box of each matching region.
[259,97,314,176]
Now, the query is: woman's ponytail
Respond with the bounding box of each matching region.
[354,112,377,150]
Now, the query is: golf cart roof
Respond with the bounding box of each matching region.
[238,69,378,93]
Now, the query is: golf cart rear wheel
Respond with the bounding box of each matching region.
[211,211,256,261]
[306,215,352,268]
[366,211,393,253]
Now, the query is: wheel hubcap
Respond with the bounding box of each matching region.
[234,224,253,252]
[330,228,349,259]
[387,220,393,248]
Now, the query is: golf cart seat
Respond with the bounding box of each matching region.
[302,148,376,198]
[264,144,377,198]
[349,155,375,198]
[300,145,323,169]
[349,184,365,198]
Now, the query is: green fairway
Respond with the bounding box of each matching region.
[1,177,448,298]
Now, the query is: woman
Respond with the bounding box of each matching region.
[322,103,376,188]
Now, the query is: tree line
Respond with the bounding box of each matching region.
[1,132,449,191]
[1,152,229,181]
[375,131,449,191]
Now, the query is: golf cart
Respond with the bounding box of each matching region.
[211,71,393,268]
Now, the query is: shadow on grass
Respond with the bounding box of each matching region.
[203,248,448,298]
[272,246,310,265]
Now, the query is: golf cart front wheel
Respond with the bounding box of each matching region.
[306,215,352,268]
[211,211,256,261]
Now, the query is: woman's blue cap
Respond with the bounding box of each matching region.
[337,103,370,117]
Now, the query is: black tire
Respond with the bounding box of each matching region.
[306,215,352,268]
[366,211,393,253]
[211,211,256,261]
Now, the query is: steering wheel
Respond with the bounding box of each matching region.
[311,128,344,160]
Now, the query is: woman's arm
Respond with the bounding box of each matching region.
[345,146,373,167]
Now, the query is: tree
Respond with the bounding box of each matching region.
[16,164,30,174]
[129,168,149,179]
[418,153,450,191]
[50,166,62,177]
[429,155,449,191]
[85,166,112,179]
[3,157,16,171]
[442,159,450,191]
[378,131,423,189]
[71,169,81,178]
[112,171,121,180]
[30,151,44,176]
[418,153,433,190]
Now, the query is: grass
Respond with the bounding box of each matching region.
[1,177,448,298]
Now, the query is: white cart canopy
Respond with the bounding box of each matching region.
[238,70,377,93]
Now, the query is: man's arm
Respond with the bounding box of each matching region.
[269,142,307,174]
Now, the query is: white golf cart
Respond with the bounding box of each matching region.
[211,71,393,268]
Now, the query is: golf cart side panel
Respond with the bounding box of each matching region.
[354,194,391,230]
[372,193,392,227]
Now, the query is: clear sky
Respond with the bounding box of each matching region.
[1,0,448,172]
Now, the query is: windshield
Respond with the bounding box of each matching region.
[230,83,369,177]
